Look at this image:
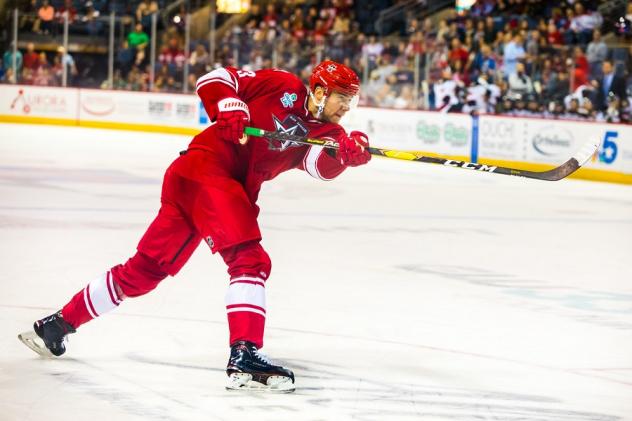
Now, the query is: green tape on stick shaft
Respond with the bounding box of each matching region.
[245,127,264,136]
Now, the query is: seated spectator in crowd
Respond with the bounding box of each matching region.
[545,21,564,51]
[525,94,543,117]
[35,0,55,35]
[55,0,78,33]
[116,40,135,76]
[469,43,497,80]
[448,38,469,70]
[189,43,210,77]
[362,36,383,73]
[2,66,16,84]
[80,1,103,36]
[158,38,187,74]
[508,62,534,98]
[586,29,608,78]
[569,3,602,45]
[512,94,531,117]
[545,70,571,103]
[566,97,581,118]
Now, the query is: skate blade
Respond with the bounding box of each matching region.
[17,330,54,358]
[226,373,295,393]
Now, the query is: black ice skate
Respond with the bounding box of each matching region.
[18,311,76,358]
[226,341,295,392]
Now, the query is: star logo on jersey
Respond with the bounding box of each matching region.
[280,92,298,108]
[269,114,308,151]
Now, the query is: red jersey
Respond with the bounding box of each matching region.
[191,67,348,203]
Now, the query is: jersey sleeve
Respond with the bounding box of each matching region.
[297,124,348,181]
[196,67,303,122]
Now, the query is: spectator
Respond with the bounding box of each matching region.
[448,38,469,70]
[81,2,103,36]
[2,67,16,84]
[571,47,589,91]
[136,0,154,30]
[508,62,534,98]
[524,30,542,73]
[189,44,210,77]
[569,3,602,45]
[128,23,149,66]
[23,43,39,71]
[483,16,497,45]
[362,36,383,72]
[566,97,581,118]
[56,47,78,85]
[592,60,627,111]
[36,0,55,35]
[502,33,526,78]
[128,23,149,49]
[586,29,608,78]
[55,0,78,32]
[545,21,564,50]
[470,43,497,80]
[2,43,23,77]
[546,70,571,102]
[116,40,135,76]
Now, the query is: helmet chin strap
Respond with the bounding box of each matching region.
[310,91,328,119]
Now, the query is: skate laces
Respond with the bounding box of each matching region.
[251,347,273,365]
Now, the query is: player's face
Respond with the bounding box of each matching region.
[322,91,353,123]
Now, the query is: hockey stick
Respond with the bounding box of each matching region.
[245,127,599,181]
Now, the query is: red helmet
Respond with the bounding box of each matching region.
[309,60,360,97]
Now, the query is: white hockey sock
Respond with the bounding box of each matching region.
[225,275,267,318]
[83,271,123,319]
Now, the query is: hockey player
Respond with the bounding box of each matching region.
[18,60,371,393]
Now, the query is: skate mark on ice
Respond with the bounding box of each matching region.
[8,303,632,388]
[39,357,227,421]
[129,354,620,420]
[287,359,620,421]
[397,264,632,330]
[126,352,225,373]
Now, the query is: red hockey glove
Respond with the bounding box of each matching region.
[216,97,250,145]
[338,131,371,167]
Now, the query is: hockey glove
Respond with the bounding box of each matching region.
[216,97,250,145]
[338,131,371,167]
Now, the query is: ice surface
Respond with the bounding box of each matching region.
[1,123,631,421]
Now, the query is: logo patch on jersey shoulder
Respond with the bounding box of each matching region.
[269,114,308,151]
[280,92,298,108]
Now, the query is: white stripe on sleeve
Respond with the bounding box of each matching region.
[304,145,334,181]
